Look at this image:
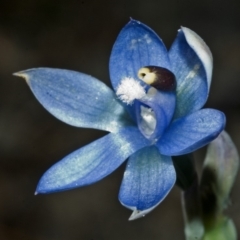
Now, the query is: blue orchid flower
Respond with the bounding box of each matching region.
[15,19,225,220]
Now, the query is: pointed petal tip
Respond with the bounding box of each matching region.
[122,199,164,221]
[13,71,24,77]
[129,17,139,22]
[34,191,38,196]
[13,71,30,84]
[128,205,157,221]
[127,18,143,27]
[177,26,184,32]
[120,200,150,221]
[128,209,146,221]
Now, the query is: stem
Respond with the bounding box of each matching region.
[181,172,204,240]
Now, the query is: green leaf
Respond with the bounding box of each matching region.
[200,130,239,215]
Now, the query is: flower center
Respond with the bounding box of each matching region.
[116,66,176,140]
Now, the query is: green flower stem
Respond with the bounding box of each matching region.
[200,165,219,228]
[173,154,204,239]
[202,216,237,240]
[182,173,204,240]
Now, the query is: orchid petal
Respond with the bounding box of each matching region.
[169,27,213,119]
[36,127,150,194]
[109,19,171,91]
[157,109,226,156]
[118,146,176,220]
[14,68,132,133]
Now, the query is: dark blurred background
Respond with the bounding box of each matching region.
[0,0,240,239]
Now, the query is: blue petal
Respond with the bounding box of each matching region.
[36,127,150,194]
[118,146,176,220]
[109,19,171,91]
[169,27,213,119]
[14,68,133,133]
[157,109,226,156]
